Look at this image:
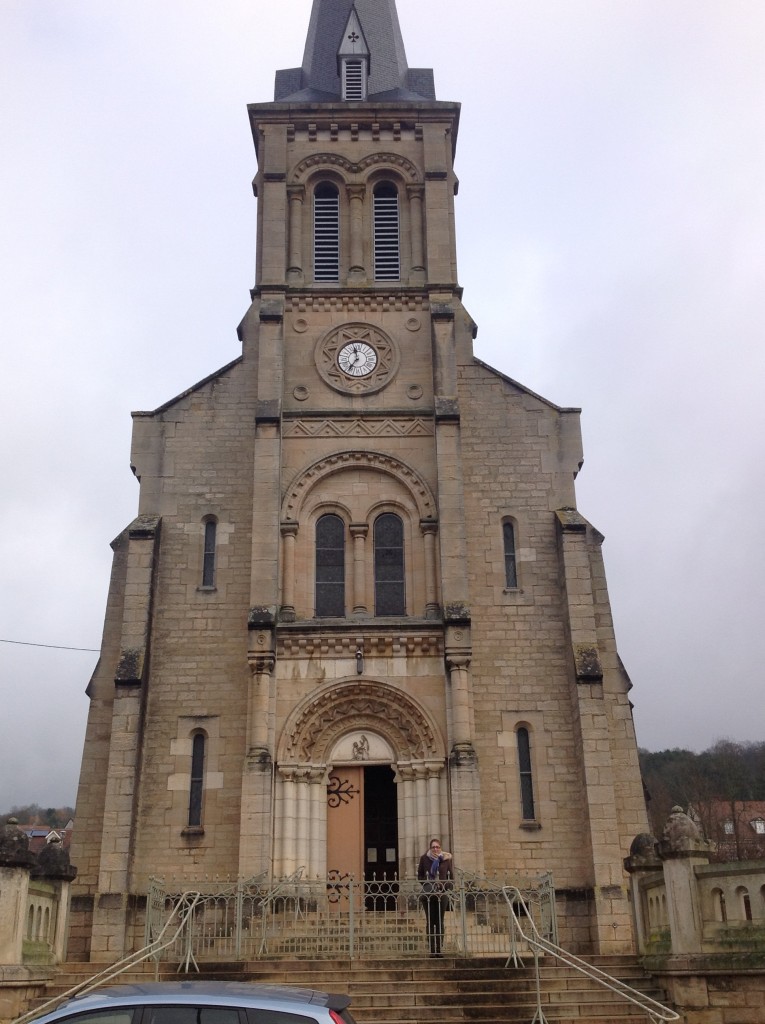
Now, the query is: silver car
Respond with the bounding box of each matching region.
[26,982,358,1024]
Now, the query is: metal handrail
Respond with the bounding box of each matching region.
[502,886,680,1024]
[13,891,204,1024]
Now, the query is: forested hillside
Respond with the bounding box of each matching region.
[639,740,765,857]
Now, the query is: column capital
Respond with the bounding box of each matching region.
[407,183,425,200]
[420,518,439,536]
[346,183,366,201]
[280,521,299,537]
[287,184,306,201]
[248,652,276,675]
[446,652,472,672]
[350,522,369,539]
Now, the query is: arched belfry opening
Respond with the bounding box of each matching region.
[274,679,448,879]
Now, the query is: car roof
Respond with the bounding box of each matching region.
[34,983,352,1020]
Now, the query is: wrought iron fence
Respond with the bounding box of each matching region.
[145,871,556,963]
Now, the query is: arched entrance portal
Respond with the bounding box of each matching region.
[274,679,448,879]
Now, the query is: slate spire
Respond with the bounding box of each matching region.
[274,0,435,102]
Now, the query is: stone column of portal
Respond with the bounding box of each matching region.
[309,770,326,878]
[295,770,311,877]
[350,523,369,615]
[239,646,275,879]
[280,768,298,877]
[280,523,298,621]
[426,767,442,844]
[407,185,426,283]
[414,767,428,851]
[347,184,366,281]
[286,186,305,282]
[421,520,440,618]
[397,765,416,878]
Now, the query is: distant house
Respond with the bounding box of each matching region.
[18,822,73,855]
[690,801,765,861]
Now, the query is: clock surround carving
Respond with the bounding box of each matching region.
[315,322,399,395]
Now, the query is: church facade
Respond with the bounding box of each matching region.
[69,0,649,960]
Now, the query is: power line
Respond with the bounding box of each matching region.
[0,638,99,653]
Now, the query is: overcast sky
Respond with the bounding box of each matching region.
[1,1,763,814]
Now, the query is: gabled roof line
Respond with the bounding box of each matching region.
[472,356,581,414]
[132,356,243,418]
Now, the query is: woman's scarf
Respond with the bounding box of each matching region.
[427,852,442,879]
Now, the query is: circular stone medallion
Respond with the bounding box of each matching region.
[315,323,399,395]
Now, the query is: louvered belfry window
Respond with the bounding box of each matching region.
[314,183,340,281]
[373,183,400,280]
[343,59,365,101]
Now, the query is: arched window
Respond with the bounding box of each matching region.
[503,520,518,588]
[373,183,400,280]
[316,514,346,617]
[374,513,405,616]
[516,727,536,821]
[188,732,206,828]
[737,886,753,921]
[314,183,340,281]
[714,888,728,923]
[202,518,217,588]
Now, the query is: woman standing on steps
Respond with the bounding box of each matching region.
[417,838,454,957]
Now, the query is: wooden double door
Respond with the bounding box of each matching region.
[326,764,399,885]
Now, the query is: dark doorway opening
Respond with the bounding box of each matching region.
[363,765,398,909]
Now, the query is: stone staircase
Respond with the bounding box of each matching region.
[43,955,675,1024]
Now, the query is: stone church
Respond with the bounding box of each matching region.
[69,0,649,961]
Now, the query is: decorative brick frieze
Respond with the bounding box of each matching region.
[283,417,434,438]
[277,627,443,659]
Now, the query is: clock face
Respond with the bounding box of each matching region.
[338,341,378,377]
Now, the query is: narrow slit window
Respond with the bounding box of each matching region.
[188,732,206,828]
[374,513,405,616]
[343,59,366,101]
[314,183,340,282]
[503,521,518,588]
[202,519,217,587]
[316,514,345,617]
[373,183,400,280]
[517,727,536,820]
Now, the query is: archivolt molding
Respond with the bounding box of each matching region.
[279,678,444,764]
[291,152,420,185]
[281,450,437,522]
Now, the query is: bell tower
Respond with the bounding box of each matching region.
[238,0,485,882]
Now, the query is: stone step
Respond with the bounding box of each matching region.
[44,955,670,1024]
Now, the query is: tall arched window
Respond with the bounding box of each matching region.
[374,513,405,616]
[373,183,400,280]
[188,732,206,828]
[202,518,217,588]
[314,183,340,281]
[316,514,346,617]
[516,727,536,821]
[503,520,518,589]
